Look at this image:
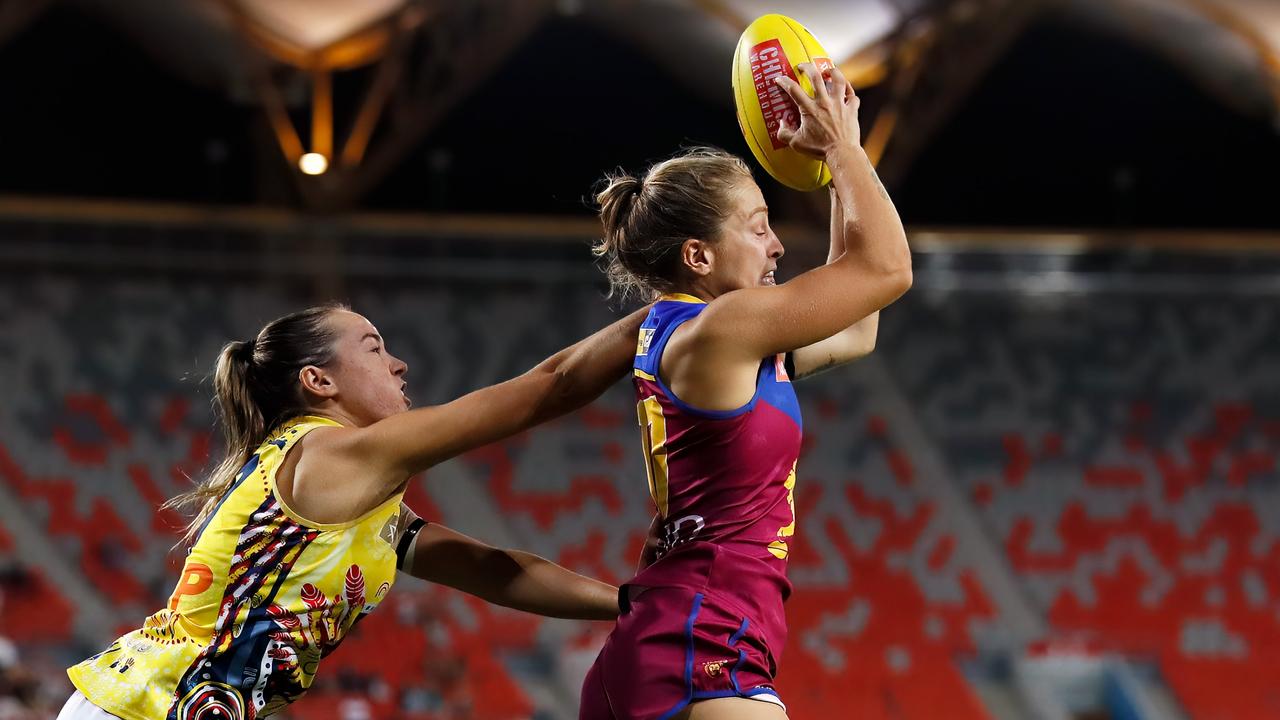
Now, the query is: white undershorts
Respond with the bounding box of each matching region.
[56,691,121,720]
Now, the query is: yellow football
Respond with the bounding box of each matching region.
[731,14,835,192]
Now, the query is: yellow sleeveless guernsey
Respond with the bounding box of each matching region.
[68,416,405,720]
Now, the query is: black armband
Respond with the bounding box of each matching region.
[396,518,428,570]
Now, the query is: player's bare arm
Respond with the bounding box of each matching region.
[395,505,618,621]
[286,307,648,524]
[667,64,909,404]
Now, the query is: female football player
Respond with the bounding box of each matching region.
[580,63,912,719]
[60,302,646,720]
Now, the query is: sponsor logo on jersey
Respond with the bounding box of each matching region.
[637,328,656,357]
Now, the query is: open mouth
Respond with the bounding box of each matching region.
[762,270,776,286]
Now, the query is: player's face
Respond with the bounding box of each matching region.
[710,180,784,293]
[323,310,410,424]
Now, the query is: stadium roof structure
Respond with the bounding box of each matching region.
[1,0,1277,217]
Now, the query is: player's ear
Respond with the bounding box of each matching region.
[681,238,714,278]
[299,365,338,400]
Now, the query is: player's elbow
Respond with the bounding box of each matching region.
[842,223,913,278]
[867,265,912,307]
[880,227,914,286]
[855,330,878,358]
[889,264,913,297]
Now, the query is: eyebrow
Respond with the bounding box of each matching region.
[360,332,383,344]
[748,205,769,218]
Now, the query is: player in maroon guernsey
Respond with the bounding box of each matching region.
[579,63,912,720]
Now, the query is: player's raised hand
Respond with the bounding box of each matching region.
[775,63,861,159]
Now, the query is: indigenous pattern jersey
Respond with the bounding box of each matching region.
[68,416,404,720]
[630,294,803,597]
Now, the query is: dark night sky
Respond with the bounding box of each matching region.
[0,5,1276,229]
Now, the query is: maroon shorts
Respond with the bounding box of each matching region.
[579,586,785,720]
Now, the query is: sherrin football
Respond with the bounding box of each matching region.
[731,14,835,191]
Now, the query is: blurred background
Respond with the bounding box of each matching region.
[0,0,1278,719]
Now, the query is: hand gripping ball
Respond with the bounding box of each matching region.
[732,14,836,191]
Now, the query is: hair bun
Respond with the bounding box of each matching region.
[231,339,256,365]
[596,174,644,236]
[591,147,752,302]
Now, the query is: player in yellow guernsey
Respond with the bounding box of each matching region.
[60,303,646,720]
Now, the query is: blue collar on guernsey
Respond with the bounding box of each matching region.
[635,293,801,429]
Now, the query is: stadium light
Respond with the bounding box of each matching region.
[299,152,329,175]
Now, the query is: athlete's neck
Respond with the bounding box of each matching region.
[302,404,365,429]
[676,281,718,303]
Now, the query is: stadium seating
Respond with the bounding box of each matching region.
[0,520,74,644]
[4,274,1278,719]
[886,293,1280,719]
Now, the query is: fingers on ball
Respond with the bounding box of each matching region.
[828,64,849,89]
[774,75,812,110]
[799,63,831,102]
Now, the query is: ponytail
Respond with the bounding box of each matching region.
[216,339,267,471]
[165,305,344,544]
[593,174,649,301]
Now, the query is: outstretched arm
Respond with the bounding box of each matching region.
[296,307,648,522]
[364,305,648,475]
[397,509,617,621]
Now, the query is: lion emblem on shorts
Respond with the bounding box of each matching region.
[702,659,734,678]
